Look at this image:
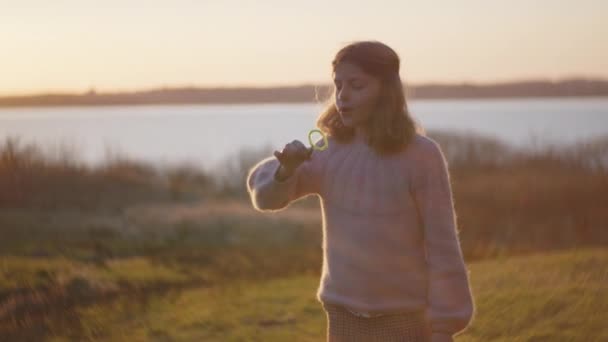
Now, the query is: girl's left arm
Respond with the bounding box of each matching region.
[246,155,317,211]
[246,138,327,212]
[411,139,475,340]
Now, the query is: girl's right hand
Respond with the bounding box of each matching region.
[273,139,313,175]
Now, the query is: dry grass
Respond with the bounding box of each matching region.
[1,130,607,339]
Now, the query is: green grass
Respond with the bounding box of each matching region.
[25,246,605,341]
[463,247,607,341]
[0,256,201,298]
[2,200,606,341]
[0,203,323,296]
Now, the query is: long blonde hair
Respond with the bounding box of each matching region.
[315,40,424,155]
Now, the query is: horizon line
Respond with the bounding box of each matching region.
[2,74,607,98]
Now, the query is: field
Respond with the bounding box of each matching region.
[4,245,605,341]
[1,131,607,340]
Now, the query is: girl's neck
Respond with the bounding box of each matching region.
[354,126,368,142]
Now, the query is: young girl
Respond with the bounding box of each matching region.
[246,40,475,342]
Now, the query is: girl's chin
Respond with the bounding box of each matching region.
[339,115,355,127]
[340,121,354,128]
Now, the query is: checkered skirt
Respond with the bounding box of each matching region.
[322,302,431,342]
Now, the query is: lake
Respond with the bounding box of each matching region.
[1,97,607,172]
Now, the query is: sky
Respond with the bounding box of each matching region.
[1,0,607,96]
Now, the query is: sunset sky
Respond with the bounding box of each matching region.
[2,0,607,96]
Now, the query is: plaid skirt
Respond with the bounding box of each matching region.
[322,302,431,342]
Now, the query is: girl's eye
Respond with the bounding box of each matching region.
[352,84,364,90]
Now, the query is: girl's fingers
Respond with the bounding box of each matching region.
[274,150,284,163]
[275,140,312,165]
[293,140,307,150]
[294,144,311,161]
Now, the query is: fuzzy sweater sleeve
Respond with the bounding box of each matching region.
[410,139,475,338]
[246,146,324,212]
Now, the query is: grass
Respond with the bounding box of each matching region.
[2,131,607,261]
[10,246,601,341]
[1,130,607,340]
[463,247,607,341]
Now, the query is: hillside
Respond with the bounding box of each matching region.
[5,247,604,341]
[1,78,607,107]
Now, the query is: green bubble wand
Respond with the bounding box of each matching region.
[307,129,329,157]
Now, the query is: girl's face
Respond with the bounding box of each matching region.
[333,62,382,129]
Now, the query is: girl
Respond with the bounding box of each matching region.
[246,40,475,342]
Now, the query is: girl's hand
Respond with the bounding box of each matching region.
[273,139,313,175]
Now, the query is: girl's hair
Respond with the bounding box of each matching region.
[315,40,424,155]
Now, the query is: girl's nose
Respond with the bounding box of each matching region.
[338,88,350,101]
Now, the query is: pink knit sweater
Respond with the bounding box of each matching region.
[246,132,475,337]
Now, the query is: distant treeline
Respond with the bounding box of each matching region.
[1,78,607,107]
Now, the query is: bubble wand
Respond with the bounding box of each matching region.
[307,129,329,157]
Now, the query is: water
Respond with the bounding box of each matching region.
[1,97,607,171]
